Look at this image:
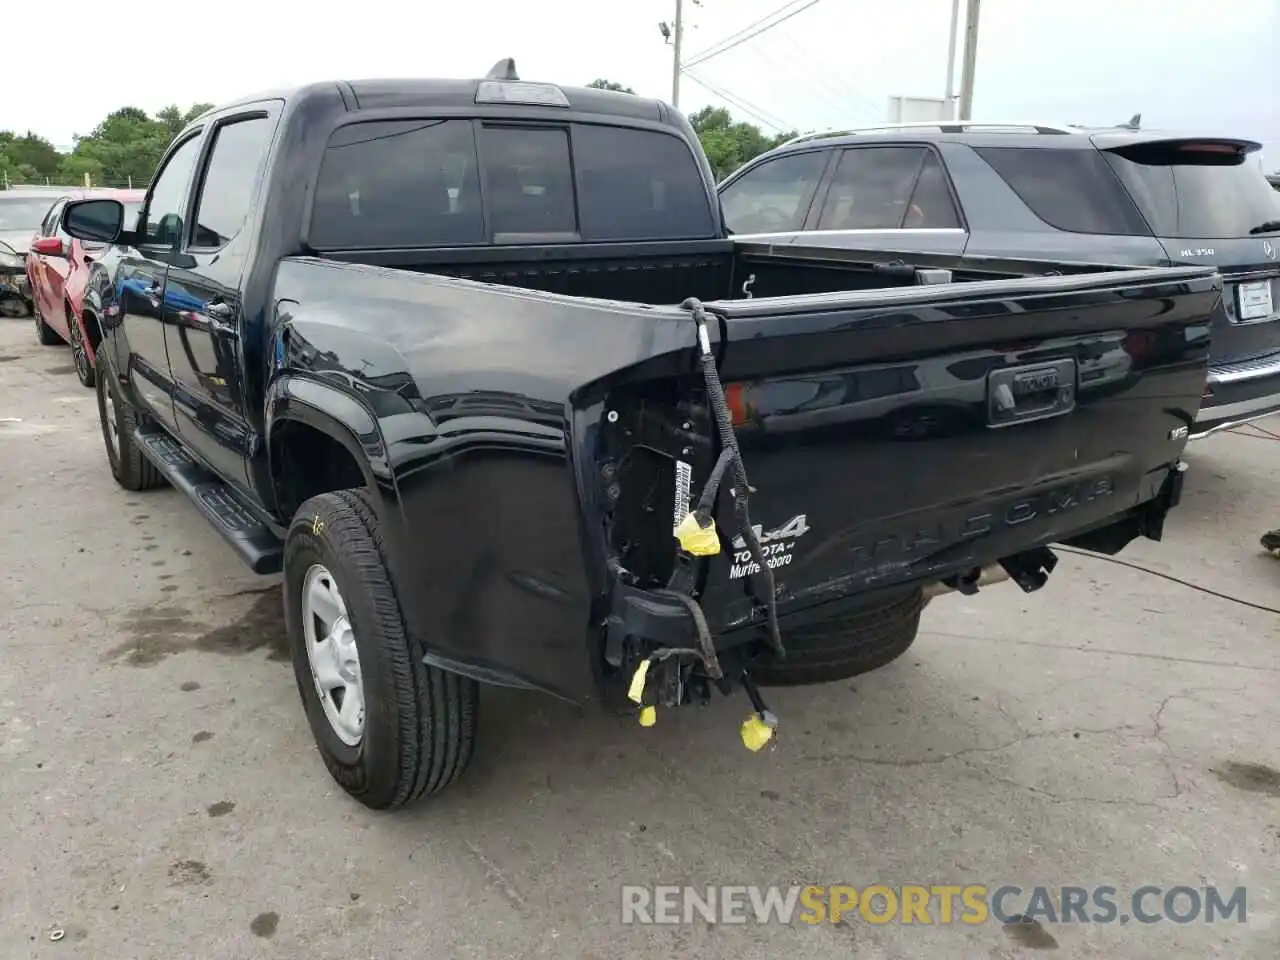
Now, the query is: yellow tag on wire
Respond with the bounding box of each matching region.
[627,658,652,704]
[674,512,721,557]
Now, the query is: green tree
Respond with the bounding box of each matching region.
[0,131,63,186]
[688,106,796,182]
[64,106,170,186]
[581,80,795,182]
[587,79,635,94]
[2,102,210,188]
[155,103,216,141]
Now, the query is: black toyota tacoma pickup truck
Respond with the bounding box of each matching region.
[61,61,1221,810]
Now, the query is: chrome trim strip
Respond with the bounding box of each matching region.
[730,228,967,242]
[1193,391,1280,424]
[1206,353,1280,385]
[1190,409,1280,439]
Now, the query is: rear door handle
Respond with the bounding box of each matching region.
[145,281,162,307]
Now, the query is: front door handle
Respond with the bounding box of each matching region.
[205,300,236,335]
[145,281,162,307]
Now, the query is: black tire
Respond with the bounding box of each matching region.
[34,300,61,346]
[748,588,925,686]
[284,489,479,810]
[95,364,165,491]
[66,307,95,388]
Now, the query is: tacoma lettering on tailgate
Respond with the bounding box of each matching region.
[846,476,1115,573]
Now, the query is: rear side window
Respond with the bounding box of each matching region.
[974,146,1149,236]
[572,124,714,241]
[720,151,827,234]
[818,147,961,230]
[1103,144,1280,239]
[311,119,485,249]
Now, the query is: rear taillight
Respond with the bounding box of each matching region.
[724,383,751,426]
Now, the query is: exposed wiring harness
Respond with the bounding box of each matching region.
[678,297,785,660]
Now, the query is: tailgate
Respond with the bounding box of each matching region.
[587,266,1219,639]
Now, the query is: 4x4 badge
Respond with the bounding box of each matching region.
[1264,240,1275,260]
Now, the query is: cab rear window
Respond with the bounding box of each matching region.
[309,118,715,249]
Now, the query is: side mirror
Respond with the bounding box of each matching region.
[62,198,126,244]
[30,236,66,257]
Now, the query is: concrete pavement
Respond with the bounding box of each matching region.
[1,315,1277,959]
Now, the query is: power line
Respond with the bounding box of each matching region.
[770,33,884,122]
[742,42,866,129]
[681,69,793,132]
[683,0,825,70]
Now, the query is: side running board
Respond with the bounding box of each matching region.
[134,425,283,574]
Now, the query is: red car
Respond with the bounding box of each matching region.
[27,188,144,387]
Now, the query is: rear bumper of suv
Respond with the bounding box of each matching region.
[1192,352,1280,438]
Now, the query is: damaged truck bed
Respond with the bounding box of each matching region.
[62,62,1222,809]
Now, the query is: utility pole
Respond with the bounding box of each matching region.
[957,0,981,120]
[671,0,685,108]
[943,0,961,119]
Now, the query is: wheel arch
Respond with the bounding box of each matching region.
[264,373,396,523]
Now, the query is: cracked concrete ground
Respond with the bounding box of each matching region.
[1,315,1278,959]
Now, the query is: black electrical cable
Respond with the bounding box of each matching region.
[681,297,785,658]
[1056,545,1280,617]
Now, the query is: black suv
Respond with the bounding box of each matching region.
[717,121,1280,438]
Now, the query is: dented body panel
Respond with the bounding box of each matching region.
[78,75,1221,708]
[274,258,1217,702]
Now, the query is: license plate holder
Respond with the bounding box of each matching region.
[1236,281,1274,321]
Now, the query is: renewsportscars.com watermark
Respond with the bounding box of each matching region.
[621,884,1248,927]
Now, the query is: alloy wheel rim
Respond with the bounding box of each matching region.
[69,320,89,379]
[301,563,365,746]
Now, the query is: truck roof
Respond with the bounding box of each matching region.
[204,74,669,127]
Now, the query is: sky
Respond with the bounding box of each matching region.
[6,0,1278,168]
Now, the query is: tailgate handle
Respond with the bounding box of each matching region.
[987,359,1076,428]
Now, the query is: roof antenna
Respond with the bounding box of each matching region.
[1124,112,1141,130]
[485,58,519,81]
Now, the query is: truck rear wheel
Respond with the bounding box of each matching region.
[284,489,478,810]
[748,588,924,686]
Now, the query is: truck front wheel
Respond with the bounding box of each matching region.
[96,367,165,491]
[748,588,925,686]
[283,490,478,810]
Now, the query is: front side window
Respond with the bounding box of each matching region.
[190,116,274,248]
[140,134,204,247]
[720,151,827,234]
